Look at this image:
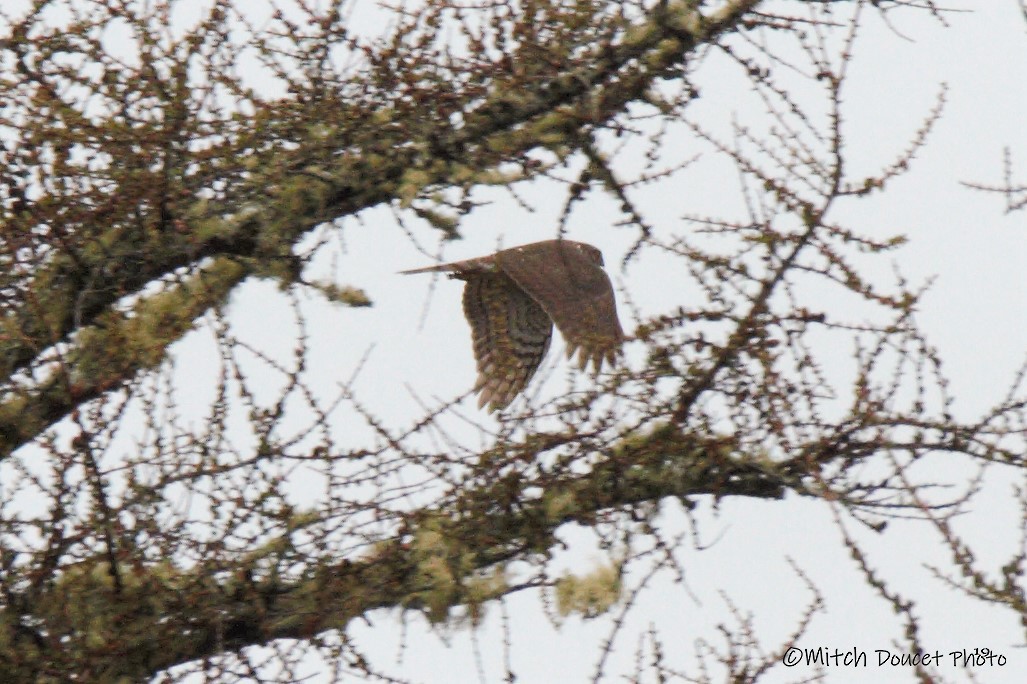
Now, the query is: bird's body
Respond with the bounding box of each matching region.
[402,240,623,411]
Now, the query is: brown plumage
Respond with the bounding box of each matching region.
[401,240,624,411]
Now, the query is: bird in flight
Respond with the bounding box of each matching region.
[401,239,624,411]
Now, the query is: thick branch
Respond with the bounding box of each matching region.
[0,427,789,680]
[0,258,247,458]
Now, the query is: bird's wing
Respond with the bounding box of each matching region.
[462,273,552,412]
[496,242,623,372]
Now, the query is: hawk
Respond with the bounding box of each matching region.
[401,239,624,411]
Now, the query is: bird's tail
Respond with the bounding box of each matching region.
[398,264,453,275]
[398,257,491,275]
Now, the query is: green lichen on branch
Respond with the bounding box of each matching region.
[555,564,622,618]
[0,258,247,459]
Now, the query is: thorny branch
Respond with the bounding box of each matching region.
[0,1,1024,682]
